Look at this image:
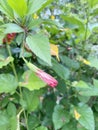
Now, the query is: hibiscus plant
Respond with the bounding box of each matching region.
[0,0,98,130]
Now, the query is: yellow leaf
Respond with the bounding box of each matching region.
[82,59,90,65]
[50,44,59,61]
[74,109,81,120]
[77,56,90,65]
[51,15,55,20]
[33,13,39,19]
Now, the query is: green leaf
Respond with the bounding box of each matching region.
[7,103,16,117]
[16,33,24,46]
[87,0,98,8]
[0,111,9,130]
[27,0,47,15]
[35,126,48,130]
[0,0,14,19]
[2,23,24,34]
[91,6,98,17]
[43,19,62,28]
[0,74,18,94]
[9,116,17,130]
[61,15,85,34]
[72,80,90,89]
[52,59,70,80]
[0,28,5,44]
[26,33,51,65]
[0,96,9,108]
[0,46,8,57]
[28,114,40,130]
[62,121,77,130]
[88,56,98,70]
[20,89,41,112]
[42,116,52,128]
[93,79,98,87]
[19,70,46,91]
[75,104,95,130]
[60,55,80,70]
[79,87,98,96]
[27,19,43,30]
[8,0,27,17]
[53,105,70,130]
[37,0,54,13]
[0,108,17,130]
[77,123,87,130]
[78,95,90,103]
[43,93,56,117]
[94,112,98,130]
[0,56,13,69]
[72,80,98,96]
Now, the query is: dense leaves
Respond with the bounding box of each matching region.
[0,0,98,129]
[74,104,95,130]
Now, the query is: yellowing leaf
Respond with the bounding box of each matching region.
[74,109,81,120]
[50,44,59,61]
[33,13,39,19]
[82,59,90,65]
[51,15,55,20]
[0,56,14,69]
[77,56,90,65]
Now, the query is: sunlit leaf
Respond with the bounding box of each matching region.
[87,0,98,8]
[19,70,46,91]
[2,23,24,34]
[8,0,27,17]
[27,0,47,15]
[0,0,14,19]
[0,56,13,69]
[26,33,51,65]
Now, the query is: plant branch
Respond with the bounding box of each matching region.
[82,6,90,56]
[6,44,18,81]
[20,31,27,57]
[24,110,29,130]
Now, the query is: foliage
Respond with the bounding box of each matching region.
[0,0,98,130]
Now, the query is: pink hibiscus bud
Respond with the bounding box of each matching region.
[36,69,58,88]
[23,57,58,88]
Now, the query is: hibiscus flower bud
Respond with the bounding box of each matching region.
[23,57,58,88]
[36,69,58,87]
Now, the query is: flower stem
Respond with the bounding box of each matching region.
[6,44,18,81]
[23,110,29,130]
[20,31,27,57]
[82,7,90,56]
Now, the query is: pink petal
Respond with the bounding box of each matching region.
[36,69,58,87]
